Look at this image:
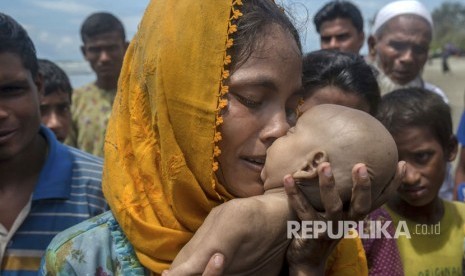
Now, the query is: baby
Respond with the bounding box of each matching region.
[170,104,398,275]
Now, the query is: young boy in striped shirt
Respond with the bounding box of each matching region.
[0,13,108,275]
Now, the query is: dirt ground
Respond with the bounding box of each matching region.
[423,57,465,131]
[423,57,465,169]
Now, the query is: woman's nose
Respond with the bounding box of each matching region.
[259,110,290,147]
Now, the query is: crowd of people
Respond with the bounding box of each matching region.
[1,0,464,275]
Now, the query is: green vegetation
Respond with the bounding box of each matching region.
[431,1,465,53]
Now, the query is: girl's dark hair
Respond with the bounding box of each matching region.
[376,88,453,151]
[0,13,38,78]
[302,50,380,114]
[230,0,302,71]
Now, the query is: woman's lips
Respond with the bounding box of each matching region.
[241,156,265,172]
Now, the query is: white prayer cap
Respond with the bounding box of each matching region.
[372,0,433,34]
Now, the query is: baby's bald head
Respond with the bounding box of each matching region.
[262,104,398,211]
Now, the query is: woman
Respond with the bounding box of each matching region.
[41,0,404,275]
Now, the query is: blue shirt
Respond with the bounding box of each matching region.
[457,110,465,145]
[1,126,108,276]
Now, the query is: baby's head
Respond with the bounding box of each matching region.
[261,104,398,211]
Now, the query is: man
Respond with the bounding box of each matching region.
[367,0,448,102]
[0,13,107,274]
[38,59,72,142]
[67,12,128,157]
[313,1,365,54]
[367,0,451,200]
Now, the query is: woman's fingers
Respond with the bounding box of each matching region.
[348,163,372,220]
[284,174,318,221]
[318,162,343,222]
[372,161,406,210]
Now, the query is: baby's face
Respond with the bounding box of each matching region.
[260,104,398,212]
[261,112,320,191]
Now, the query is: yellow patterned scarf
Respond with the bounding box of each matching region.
[102,0,239,273]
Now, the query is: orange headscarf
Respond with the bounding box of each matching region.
[102,0,239,272]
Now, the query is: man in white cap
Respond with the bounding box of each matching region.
[367,1,454,202]
[367,0,448,102]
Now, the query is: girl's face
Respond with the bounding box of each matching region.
[301,86,370,114]
[393,126,457,207]
[216,24,302,198]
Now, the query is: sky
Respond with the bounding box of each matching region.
[0,0,449,86]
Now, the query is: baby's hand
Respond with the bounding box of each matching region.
[162,253,225,276]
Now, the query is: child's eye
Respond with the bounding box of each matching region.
[57,104,71,113]
[414,152,433,165]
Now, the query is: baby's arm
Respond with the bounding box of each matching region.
[169,198,267,275]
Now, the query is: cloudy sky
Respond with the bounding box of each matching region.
[0,0,447,85]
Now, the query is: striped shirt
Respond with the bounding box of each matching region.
[0,126,108,276]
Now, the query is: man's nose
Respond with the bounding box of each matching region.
[0,106,8,119]
[99,50,111,62]
[46,112,62,130]
[399,48,415,64]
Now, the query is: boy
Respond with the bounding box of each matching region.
[67,12,128,157]
[169,104,399,275]
[0,13,107,275]
[38,59,72,142]
[313,1,365,54]
[376,88,465,275]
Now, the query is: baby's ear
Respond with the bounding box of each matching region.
[292,150,328,179]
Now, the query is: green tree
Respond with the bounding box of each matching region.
[432,1,465,52]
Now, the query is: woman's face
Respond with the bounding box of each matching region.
[216,24,302,198]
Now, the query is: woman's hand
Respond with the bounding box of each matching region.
[284,161,406,275]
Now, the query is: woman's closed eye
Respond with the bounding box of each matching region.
[232,93,262,108]
[285,107,297,124]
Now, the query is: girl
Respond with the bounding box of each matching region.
[376,88,465,275]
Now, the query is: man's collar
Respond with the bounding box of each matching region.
[32,126,73,200]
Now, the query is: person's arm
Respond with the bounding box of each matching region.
[167,197,276,275]
[167,203,244,275]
